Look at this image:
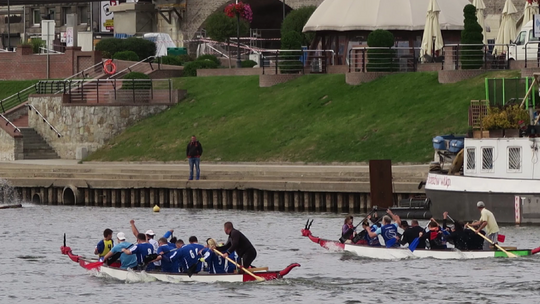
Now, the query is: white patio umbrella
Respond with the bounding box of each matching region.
[472,0,487,45]
[493,0,518,56]
[420,0,444,60]
[522,1,539,31]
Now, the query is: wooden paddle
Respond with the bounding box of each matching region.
[212,249,264,282]
[465,224,517,258]
[447,214,505,243]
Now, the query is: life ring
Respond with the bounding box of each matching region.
[103,59,117,75]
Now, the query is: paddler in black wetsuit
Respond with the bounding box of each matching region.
[220,222,257,269]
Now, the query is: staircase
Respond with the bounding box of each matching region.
[20,128,60,159]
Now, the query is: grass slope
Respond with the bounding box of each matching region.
[87,70,519,163]
[0,80,38,100]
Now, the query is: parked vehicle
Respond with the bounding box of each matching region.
[508,20,540,62]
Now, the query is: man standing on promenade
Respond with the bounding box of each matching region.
[221,222,257,269]
[470,201,499,250]
[186,135,203,180]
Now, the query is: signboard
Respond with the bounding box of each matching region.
[100,1,114,32]
[66,27,74,47]
[534,14,540,38]
[41,20,55,51]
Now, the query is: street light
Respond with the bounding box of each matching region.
[236,0,241,68]
[7,0,10,51]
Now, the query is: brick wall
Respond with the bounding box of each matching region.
[327,65,348,74]
[438,69,486,84]
[0,47,100,80]
[345,72,393,85]
[417,63,443,72]
[197,68,263,77]
[259,74,302,87]
[521,68,540,78]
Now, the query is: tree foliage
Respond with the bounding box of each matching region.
[112,50,140,61]
[205,12,249,43]
[366,30,397,72]
[460,4,484,69]
[281,6,317,47]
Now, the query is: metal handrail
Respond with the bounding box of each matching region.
[107,55,156,79]
[64,60,105,81]
[27,104,62,138]
[0,85,37,114]
[0,114,21,133]
[38,47,64,54]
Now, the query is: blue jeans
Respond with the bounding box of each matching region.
[189,157,200,180]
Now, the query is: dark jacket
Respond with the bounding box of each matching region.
[186,141,203,158]
[400,225,425,249]
[222,228,256,257]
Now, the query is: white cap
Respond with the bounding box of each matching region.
[477,201,485,208]
[117,232,126,241]
[145,230,156,236]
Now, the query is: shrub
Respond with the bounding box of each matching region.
[241,60,257,68]
[159,55,183,66]
[366,30,398,72]
[30,38,45,54]
[183,60,219,77]
[122,72,152,90]
[112,50,140,61]
[460,4,484,69]
[178,54,195,64]
[122,37,156,60]
[279,31,304,74]
[196,54,221,66]
[281,6,317,47]
[95,38,124,57]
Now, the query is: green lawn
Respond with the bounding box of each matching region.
[87,70,520,163]
[0,80,38,100]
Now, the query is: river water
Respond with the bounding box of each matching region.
[1,203,540,304]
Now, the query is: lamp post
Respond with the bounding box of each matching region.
[236,0,241,68]
[7,0,10,51]
[282,0,285,21]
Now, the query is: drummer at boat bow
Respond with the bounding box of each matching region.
[102,232,138,269]
[366,214,400,248]
[468,201,500,250]
[94,228,114,262]
[220,222,257,268]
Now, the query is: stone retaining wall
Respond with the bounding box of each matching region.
[438,69,486,83]
[28,95,174,159]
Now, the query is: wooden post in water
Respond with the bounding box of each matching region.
[315,193,321,212]
[349,194,355,214]
[149,189,155,207]
[202,190,208,208]
[212,190,218,209]
[121,190,127,207]
[325,193,332,212]
[369,160,393,209]
[337,193,343,213]
[263,191,269,211]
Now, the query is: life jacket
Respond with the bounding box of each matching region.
[99,239,113,257]
[364,227,381,246]
[380,224,398,243]
[427,227,447,248]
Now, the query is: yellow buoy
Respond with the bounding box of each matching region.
[153,205,160,212]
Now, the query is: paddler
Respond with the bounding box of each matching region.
[94,228,114,262]
[469,201,500,250]
[367,215,400,248]
[341,215,356,243]
[102,232,138,269]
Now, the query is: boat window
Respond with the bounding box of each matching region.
[466,147,476,171]
[481,147,494,171]
[508,147,521,171]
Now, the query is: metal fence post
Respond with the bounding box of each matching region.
[169,79,172,104]
[348,49,351,73]
[261,54,265,75]
[275,52,278,75]
[525,44,528,68]
[132,79,135,103]
[362,49,366,72]
[455,45,459,70]
[96,79,100,104]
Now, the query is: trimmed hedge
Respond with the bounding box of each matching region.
[95,37,156,60]
[112,50,140,61]
[241,60,257,68]
[196,54,221,66]
[122,72,152,90]
[366,30,398,72]
[159,55,183,66]
[183,60,219,77]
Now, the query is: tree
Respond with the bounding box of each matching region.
[281,6,317,48]
[366,29,397,72]
[460,4,484,69]
[204,12,249,68]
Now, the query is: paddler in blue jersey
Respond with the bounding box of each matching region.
[121,233,155,270]
[94,228,114,262]
[178,236,205,274]
[153,237,179,273]
[102,232,138,269]
[200,238,228,274]
[361,221,381,246]
[367,215,400,247]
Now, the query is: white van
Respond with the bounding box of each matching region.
[143,33,176,57]
[508,20,540,62]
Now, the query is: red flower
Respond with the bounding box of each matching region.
[224,2,253,23]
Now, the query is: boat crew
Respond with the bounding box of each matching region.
[366,215,400,247]
[200,238,228,274]
[341,215,356,243]
[102,232,138,269]
[420,220,447,250]
[469,201,500,250]
[361,221,381,246]
[94,228,114,262]
[399,220,425,249]
[153,237,179,273]
[121,233,155,270]
[178,236,205,274]
[221,222,258,268]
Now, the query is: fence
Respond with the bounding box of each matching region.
[36,79,175,104]
[348,47,424,72]
[0,84,38,113]
[444,44,509,70]
[485,77,536,109]
[261,50,335,75]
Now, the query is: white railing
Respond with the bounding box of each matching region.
[0,114,21,133]
[26,104,62,138]
[107,56,156,79]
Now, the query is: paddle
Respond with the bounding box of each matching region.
[447,214,505,243]
[385,237,398,248]
[339,209,376,243]
[465,224,517,258]
[212,249,265,282]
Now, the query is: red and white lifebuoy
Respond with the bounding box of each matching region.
[103,59,117,75]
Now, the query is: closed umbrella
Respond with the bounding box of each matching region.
[493,0,518,56]
[522,1,539,31]
[472,0,487,45]
[420,0,444,61]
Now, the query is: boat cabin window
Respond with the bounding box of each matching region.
[466,147,476,172]
[508,147,521,171]
[481,147,494,171]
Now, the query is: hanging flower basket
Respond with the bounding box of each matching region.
[225,2,253,23]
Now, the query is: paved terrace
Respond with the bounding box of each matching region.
[0,160,428,194]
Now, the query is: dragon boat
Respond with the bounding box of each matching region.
[301,222,540,260]
[61,238,299,283]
